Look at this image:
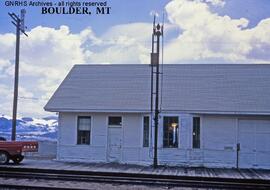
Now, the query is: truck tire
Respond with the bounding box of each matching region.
[0,151,9,164]
[12,155,24,164]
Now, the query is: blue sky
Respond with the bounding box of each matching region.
[213,0,270,27]
[1,0,270,117]
[0,0,169,33]
[1,0,270,33]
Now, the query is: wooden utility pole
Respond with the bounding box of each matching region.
[9,9,28,141]
[150,16,163,168]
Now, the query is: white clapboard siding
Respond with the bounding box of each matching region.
[47,64,270,169]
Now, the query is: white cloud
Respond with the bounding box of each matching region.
[0,84,11,96]
[0,59,12,74]
[0,83,56,117]
[88,22,177,64]
[0,26,93,117]
[86,23,153,64]
[21,25,85,69]
[204,0,225,7]
[0,84,13,116]
[18,25,96,98]
[0,33,15,58]
[164,0,270,63]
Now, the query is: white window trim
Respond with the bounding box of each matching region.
[142,115,151,148]
[191,115,202,150]
[76,114,92,145]
[161,115,180,149]
[107,115,123,127]
[106,115,124,162]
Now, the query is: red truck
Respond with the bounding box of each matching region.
[0,141,38,164]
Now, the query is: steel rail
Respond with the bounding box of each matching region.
[0,167,269,189]
[0,184,73,190]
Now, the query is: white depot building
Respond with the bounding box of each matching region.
[45,64,270,169]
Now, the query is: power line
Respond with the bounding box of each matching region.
[19,96,49,101]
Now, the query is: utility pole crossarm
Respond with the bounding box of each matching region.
[8,13,19,21]
[8,10,28,36]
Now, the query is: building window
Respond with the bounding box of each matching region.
[193,117,200,149]
[143,116,150,147]
[77,116,91,145]
[108,116,122,126]
[163,116,179,148]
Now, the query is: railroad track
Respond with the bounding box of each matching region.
[0,167,269,189]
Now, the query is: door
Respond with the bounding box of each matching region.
[238,119,270,168]
[238,120,256,168]
[255,120,270,168]
[107,127,122,162]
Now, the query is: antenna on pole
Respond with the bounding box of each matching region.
[9,9,28,141]
[150,13,164,168]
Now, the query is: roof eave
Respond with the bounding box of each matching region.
[44,107,270,116]
[44,108,151,113]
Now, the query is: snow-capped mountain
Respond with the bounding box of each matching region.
[0,115,58,141]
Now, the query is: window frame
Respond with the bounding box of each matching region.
[142,116,150,147]
[108,116,122,127]
[192,117,201,149]
[77,116,91,145]
[163,116,179,148]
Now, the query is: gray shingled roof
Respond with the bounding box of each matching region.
[44,64,270,115]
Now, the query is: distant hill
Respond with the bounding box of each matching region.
[0,115,57,141]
